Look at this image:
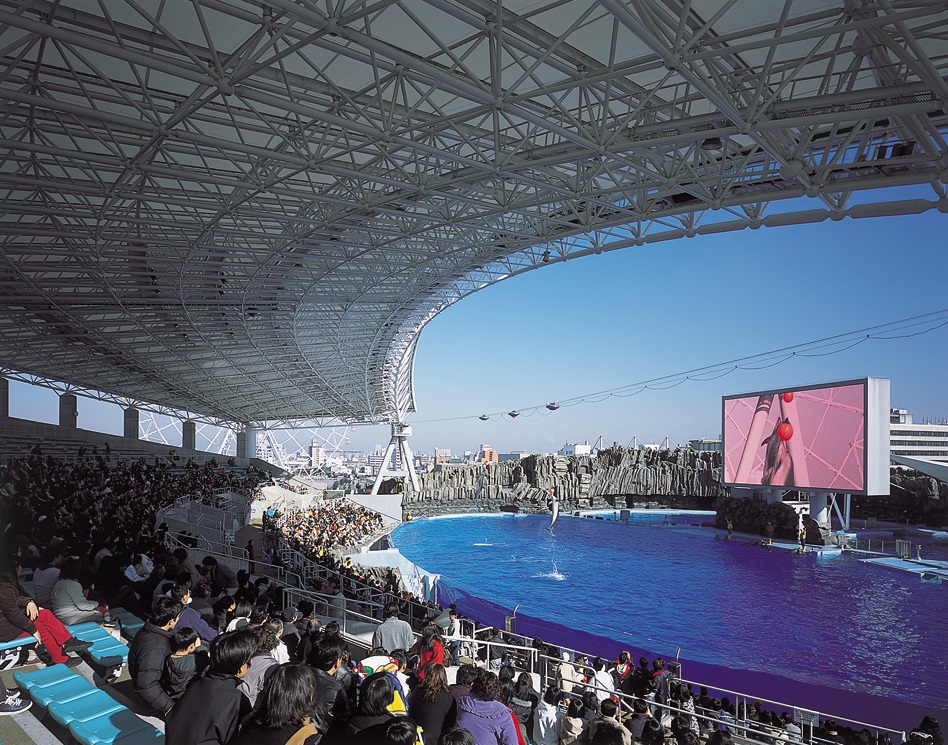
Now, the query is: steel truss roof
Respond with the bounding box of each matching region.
[1,0,947,426]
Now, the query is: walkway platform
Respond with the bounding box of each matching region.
[859,556,948,582]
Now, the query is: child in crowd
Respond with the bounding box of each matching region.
[161,627,206,701]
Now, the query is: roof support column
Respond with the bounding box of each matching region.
[123,407,139,440]
[0,378,7,419]
[182,420,196,451]
[59,393,78,429]
[237,426,257,460]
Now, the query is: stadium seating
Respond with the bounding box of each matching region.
[109,607,145,641]
[66,623,129,681]
[14,664,164,744]
[0,634,37,669]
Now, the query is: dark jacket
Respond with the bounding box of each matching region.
[128,620,174,715]
[166,672,250,745]
[344,713,395,740]
[161,652,202,701]
[235,721,319,745]
[0,581,36,641]
[408,687,457,745]
[312,668,352,741]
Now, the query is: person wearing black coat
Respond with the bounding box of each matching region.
[166,628,258,745]
[407,663,457,745]
[128,598,182,717]
[310,634,353,742]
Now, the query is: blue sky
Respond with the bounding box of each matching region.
[9,197,948,457]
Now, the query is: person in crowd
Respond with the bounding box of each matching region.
[238,623,283,708]
[326,579,347,620]
[651,659,676,723]
[373,601,416,653]
[0,556,92,668]
[97,554,140,613]
[508,673,538,738]
[295,599,316,634]
[532,685,565,745]
[584,699,631,745]
[213,595,237,632]
[235,663,322,745]
[627,699,654,743]
[170,583,218,642]
[345,672,399,740]
[640,720,665,745]
[579,693,599,727]
[591,725,631,745]
[450,664,477,705]
[409,663,458,745]
[161,627,206,702]
[264,616,291,664]
[486,628,506,670]
[280,607,302,661]
[125,552,155,587]
[203,556,240,596]
[190,583,215,620]
[226,600,254,631]
[129,596,183,716]
[416,624,446,676]
[31,544,65,608]
[558,652,584,696]
[391,648,412,701]
[672,683,699,736]
[49,556,108,626]
[456,669,518,745]
[166,628,258,744]
[559,699,586,745]
[631,658,654,701]
[310,633,353,741]
[173,547,203,586]
[612,652,635,697]
[439,728,477,745]
[587,657,616,703]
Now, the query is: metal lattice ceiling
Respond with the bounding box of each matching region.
[1,0,947,426]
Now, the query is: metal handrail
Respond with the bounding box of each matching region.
[676,676,906,739]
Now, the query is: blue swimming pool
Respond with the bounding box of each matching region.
[391,513,948,725]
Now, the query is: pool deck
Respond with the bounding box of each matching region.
[858,555,948,581]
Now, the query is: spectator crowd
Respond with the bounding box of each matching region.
[0,450,941,745]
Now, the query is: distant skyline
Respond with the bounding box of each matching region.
[8,191,948,457]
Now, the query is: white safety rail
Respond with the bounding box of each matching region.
[675,677,906,745]
[168,533,304,589]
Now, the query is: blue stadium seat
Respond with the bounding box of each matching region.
[109,608,145,640]
[88,638,128,667]
[47,689,125,727]
[66,622,106,637]
[0,634,37,670]
[13,662,76,691]
[31,675,95,708]
[0,635,37,652]
[68,707,162,745]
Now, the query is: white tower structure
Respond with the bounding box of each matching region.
[371,423,420,496]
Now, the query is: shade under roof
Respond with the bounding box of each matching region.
[0,0,946,424]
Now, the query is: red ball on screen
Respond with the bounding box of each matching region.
[782,392,794,403]
[778,421,793,441]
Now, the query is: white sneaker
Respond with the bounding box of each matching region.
[0,692,32,716]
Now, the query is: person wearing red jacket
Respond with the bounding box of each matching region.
[416,624,445,678]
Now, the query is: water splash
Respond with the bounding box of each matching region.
[534,561,566,581]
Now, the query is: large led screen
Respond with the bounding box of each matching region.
[723,378,889,493]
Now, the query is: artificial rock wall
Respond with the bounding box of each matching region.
[401,446,724,517]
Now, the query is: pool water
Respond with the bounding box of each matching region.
[392,513,948,715]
